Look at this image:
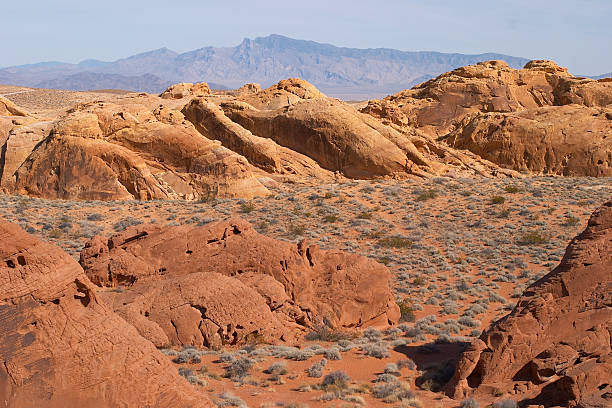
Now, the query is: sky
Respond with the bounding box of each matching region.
[2,0,611,75]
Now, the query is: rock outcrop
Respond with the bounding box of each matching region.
[80,218,400,347]
[0,96,30,117]
[160,82,211,99]
[7,96,268,200]
[182,98,333,178]
[446,200,612,407]
[443,105,612,176]
[185,78,514,179]
[361,60,612,176]
[0,218,212,408]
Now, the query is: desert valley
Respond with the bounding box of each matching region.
[1,46,611,408]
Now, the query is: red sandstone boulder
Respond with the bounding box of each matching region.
[80,218,400,347]
[0,218,212,408]
[446,200,612,407]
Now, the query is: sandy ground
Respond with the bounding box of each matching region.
[2,175,610,407]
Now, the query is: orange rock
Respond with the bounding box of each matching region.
[160,82,211,99]
[80,218,400,346]
[446,200,612,407]
[0,218,212,408]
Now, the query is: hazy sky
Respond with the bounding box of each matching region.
[3,0,611,75]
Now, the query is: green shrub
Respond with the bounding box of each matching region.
[379,237,413,249]
[504,185,521,193]
[490,196,506,205]
[517,231,548,245]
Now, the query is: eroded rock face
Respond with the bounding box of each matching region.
[160,82,211,99]
[80,218,400,347]
[0,96,30,117]
[0,218,212,408]
[443,105,612,176]
[361,59,612,137]
[446,200,612,407]
[9,96,268,200]
[184,78,518,179]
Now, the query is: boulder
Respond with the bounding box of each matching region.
[0,121,51,189]
[9,96,268,200]
[361,59,611,137]
[182,98,332,178]
[80,218,400,347]
[0,96,29,117]
[446,200,612,407]
[443,105,612,176]
[160,82,211,99]
[0,218,212,408]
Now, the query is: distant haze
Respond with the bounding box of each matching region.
[2,0,611,76]
[0,35,532,99]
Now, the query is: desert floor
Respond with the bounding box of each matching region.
[2,175,610,407]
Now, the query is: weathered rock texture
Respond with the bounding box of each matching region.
[185,78,514,179]
[0,96,30,117]
[361,60,612,176]
[446,200,612,407]
[80,218,400,347]
[160,82,211,99]
[0,218,212,408]
[444,105,612,176]
[6,96,268,200]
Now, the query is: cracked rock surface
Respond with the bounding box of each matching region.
[80,217,400,347]
[0,218,213,408]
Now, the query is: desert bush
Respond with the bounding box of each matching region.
[266,361,288,375]
[173,347,202,364]
[362,327,382,342]
[504,185,521,193]
[321,370,350,390]
[360,342,390,359]
[492,400,517,408]
[384,363,400,375]
[379,237,413,249]
[215,391,246,407]
[397,299,416,322]
[490,196,506,204]
[307,358,327,378]
[224,357,254,380]
[517,231,548,245]
[415,190,437,201]
[324,347,342,361]
[397,359,416,370]
[112,217,143,232]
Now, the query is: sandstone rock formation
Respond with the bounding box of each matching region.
[443,105,612,176]
[361,60,612,176]
[0,96,30,117]
[6,96,268,200]
[0,218,212,408]
[183,98,333,178]
[160,82,211,99]
[446,200,612,407]
[80,218,400,347]
[0,121,51,189]
[185,78,514,179]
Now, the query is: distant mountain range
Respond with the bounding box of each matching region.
[0,34,535,99]
[591,72,612,80]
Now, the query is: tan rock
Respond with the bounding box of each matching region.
[160,82,211,99]
[0,121,51,189]
[443,105,612,176]
[0,96,29,117]
[10,97,268,200]
[360,59,610,137]
[0,218,212,408]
